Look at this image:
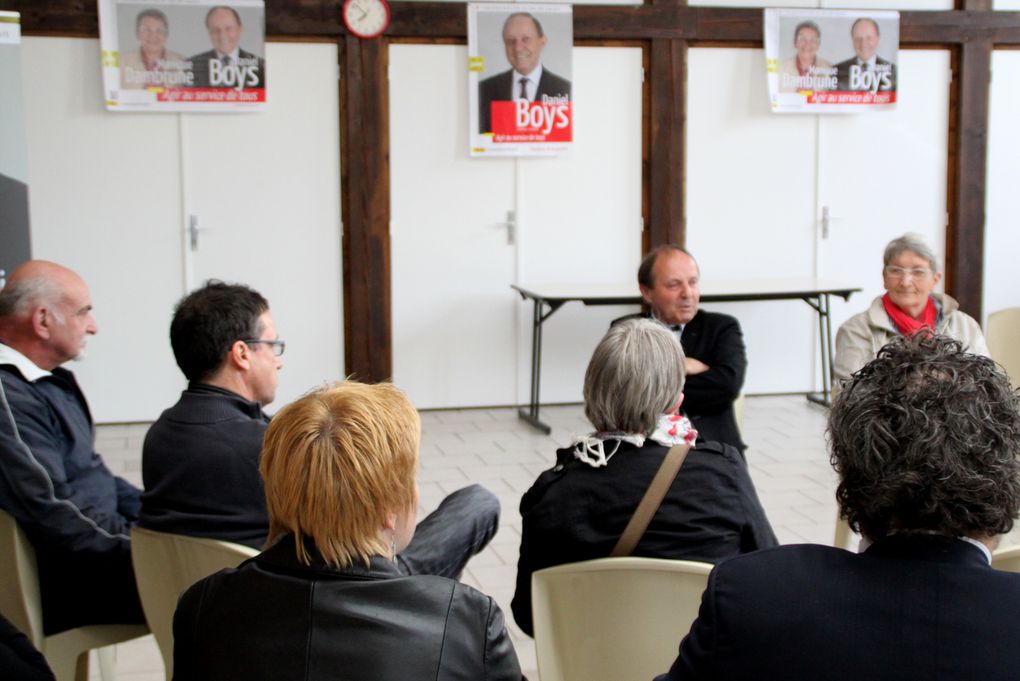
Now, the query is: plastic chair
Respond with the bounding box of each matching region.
[532,556,712,681]
[733,392,745,436]
[987,307,1020,389]
[0,509,148,681]
[833,511,854,550]
[992,544,1020,573]
[131,526,259,678]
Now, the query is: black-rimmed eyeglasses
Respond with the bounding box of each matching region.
[243,339,286,356]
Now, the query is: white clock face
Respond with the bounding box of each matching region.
[344,0,390,39]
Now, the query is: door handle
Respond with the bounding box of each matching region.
[505,210,516,246]
[820,206,842,240]
[187,215,213,251]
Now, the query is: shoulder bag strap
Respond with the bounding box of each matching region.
[609,443,691,557]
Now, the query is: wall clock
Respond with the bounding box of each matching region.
[342,0,391,39]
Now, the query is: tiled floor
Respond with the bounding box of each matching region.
[92,393,1019,680]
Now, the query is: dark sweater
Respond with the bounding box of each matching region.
[0,359,143,634]
[140,384,270,549]
[512,439,776,635]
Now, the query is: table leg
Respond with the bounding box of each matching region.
[806,293,834,407]
[518,297,552,434]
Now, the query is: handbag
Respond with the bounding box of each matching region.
[609,443,691,557]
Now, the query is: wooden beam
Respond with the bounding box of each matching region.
[648,38,685,248]
[946,38,992,318]
[14,2,1020,46]
[339,35,392,382]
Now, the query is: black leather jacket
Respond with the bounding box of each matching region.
[172,537,524,681]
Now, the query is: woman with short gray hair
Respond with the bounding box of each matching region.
[510,318,776,636]
[834,233,988,394]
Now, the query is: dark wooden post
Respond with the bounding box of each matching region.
[339,35,393,381]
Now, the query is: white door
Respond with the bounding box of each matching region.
[983,49,1020,319]
[686,47,819,394]
[515,46,642,405]
[687,47,951,394]
[390,44,643,409]
[22,37,185,422]
[389,44,518,409]
[817,49,950,334]
[183,42,344,412]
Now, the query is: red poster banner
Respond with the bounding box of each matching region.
[490,100,572,142]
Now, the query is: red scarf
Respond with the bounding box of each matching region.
[882,293,936,336]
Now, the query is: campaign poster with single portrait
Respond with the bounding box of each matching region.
[764,9,899,113]
[99,0,266,112]
[468,3,573,157]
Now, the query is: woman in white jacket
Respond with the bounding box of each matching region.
[833,233,988,397]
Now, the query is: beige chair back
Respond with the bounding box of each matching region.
[0,509,148,681]
[987,307,1020,389]
[532,557,712,681]
[732,392,745,435]
[833,511,854,550]
[131,526,259,678]
[992,545,1020,573]
[0,508,47,645]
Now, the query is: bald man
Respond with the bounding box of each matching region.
[0,261,144,635]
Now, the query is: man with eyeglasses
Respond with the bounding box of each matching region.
[141,282,500,581]
[139,281,281,547]
[833,233,988,397]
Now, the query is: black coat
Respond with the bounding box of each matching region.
[477,67,571,133]
[140,384,270,549]
[511,439,776,635]
[612,310,747,451]
[173,539,524,681]
[188,48,265,88]
[656,536,1020,681]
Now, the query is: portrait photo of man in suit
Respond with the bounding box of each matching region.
[188,5,265,89]
[835,17,896,91]
[477,12,571,134]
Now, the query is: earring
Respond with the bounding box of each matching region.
[390,528,397,564]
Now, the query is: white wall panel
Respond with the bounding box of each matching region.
[686,48,818,394]
[516,46,643,406]
[22,37,184,423]
[21,38,342,422]
[984,50,1020,320]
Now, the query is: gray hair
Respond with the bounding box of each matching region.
[0,276,62,318]
[584,318,686,434]
[883,233,939,272]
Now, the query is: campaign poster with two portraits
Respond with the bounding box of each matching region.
[765,9,899,113]
[468,4,573,157]
[99,0,266,111]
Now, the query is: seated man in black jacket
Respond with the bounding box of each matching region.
[141,281,499,578]
[0,260,144,635]
[614,246,747,453]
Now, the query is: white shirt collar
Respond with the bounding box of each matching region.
[959,536,992,565]
[0,343,52,382]
[217,48,241,62]
[513,64,543,86]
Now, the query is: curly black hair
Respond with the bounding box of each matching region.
[828,333,1020,541]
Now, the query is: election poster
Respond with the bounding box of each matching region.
[98,0,266,112]
[0,11,32,272]
[764,9,899,113]
[468,3,573,157]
